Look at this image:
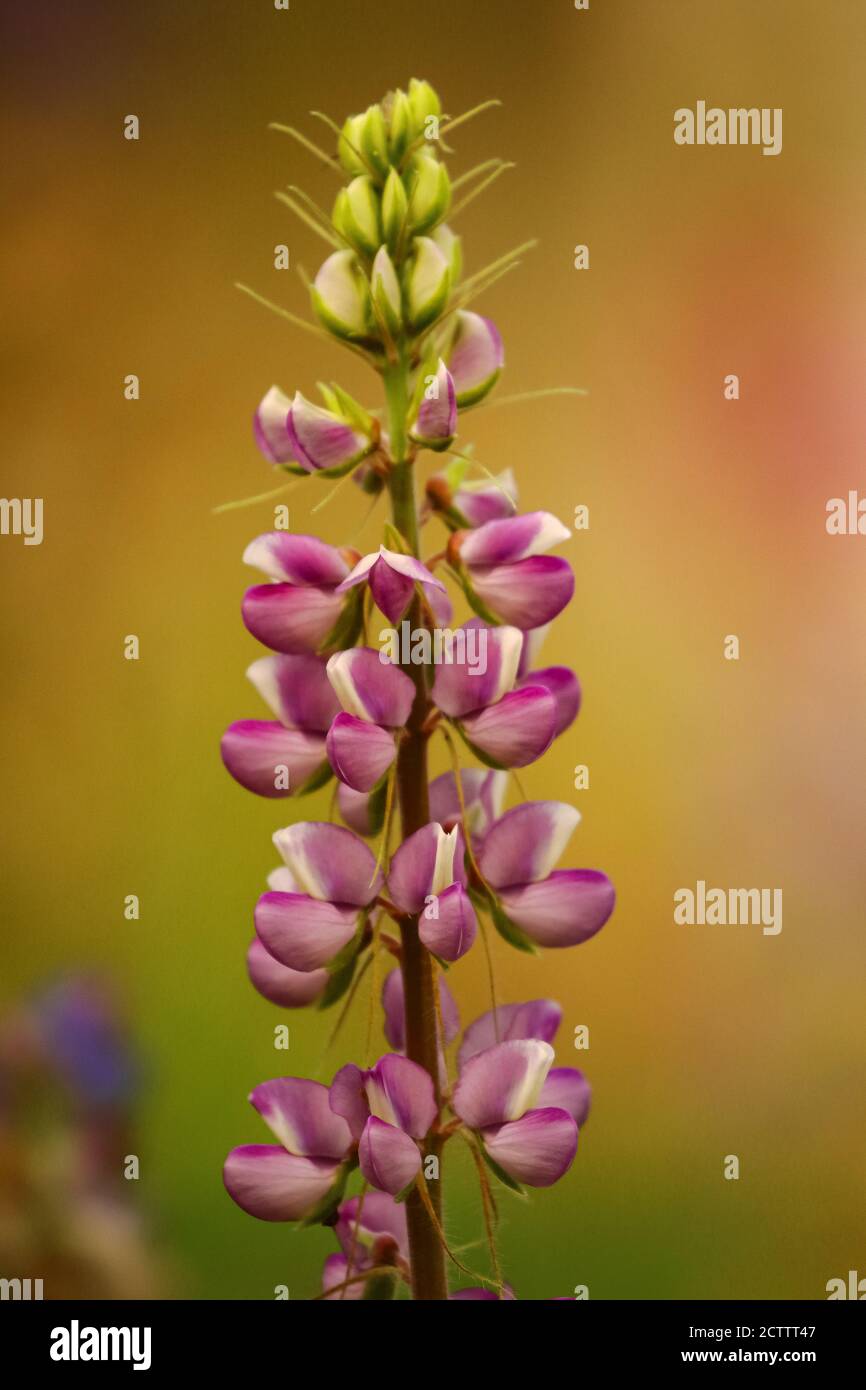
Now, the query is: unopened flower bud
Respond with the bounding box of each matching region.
[333,176,382,258]
[288,392,373,475]
[387,89,412,164]
[338,114,367,177]
[431,224,462,283]
[446,310,504,407]
[371,247,403,338]
[360,103,390,181]
[311,249,373,341]
[408,78,442,138]
[406,153,451,235]
[409,358,456,451]
[404,236,451,332]
[381,168,409,256]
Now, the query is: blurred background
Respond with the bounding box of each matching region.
[2,0,865,1299]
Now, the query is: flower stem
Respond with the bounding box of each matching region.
[384,353,448,1302]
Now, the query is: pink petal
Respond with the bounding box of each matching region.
[457,999,563,1070]
[250,1078,352,1159]
[518,666,582,736]
[223,1145,341,1221]
[418,882,478,961]
[460,686,556,768]
[482,1107,578,1187]
[272,821,382,905]
[539,1068,591,1127]
[242,583,345,655]
[246,939,328,1008]
[470,556,574,630]
[247,654,341,732]
[326,713,397,793]
[359,1116,421,1196]
[430,621,523,719]
[460,511,570,566]
[254,892,361,973]
[479,802,581,889]
[243,533,351,586]
[453,1039,554,1128]
[381,968,460,1052]
[327,647,416,727]
[498,870,615,948]
[386,823,461,915]
[220,721,327,797]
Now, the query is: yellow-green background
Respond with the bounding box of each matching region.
[3,0,865,1298]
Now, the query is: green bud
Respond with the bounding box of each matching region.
[371,246,403,338]
[406,153,451,235]
[408,78,442,139]
[405,236,451,333]
[333,175,381,258]
[328,383,376,436]
[311,248,373,341]
[316,381,341,414]
[387,89,412,164]
[338,115,367,177]
[381,169,409,256]
[360,103,390,180]
[431,223,462,284]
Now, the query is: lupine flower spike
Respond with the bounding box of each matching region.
[221,80,615,1300]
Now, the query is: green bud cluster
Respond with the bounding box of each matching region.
[312,80,459,353]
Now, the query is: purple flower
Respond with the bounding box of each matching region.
[431,621,557,768]
[452,1040,577,1188]
[409,359,457,452]
[253,823,382,974]
[286,392,374,475]
[325,647,416,792]
[223,1077,352,1222]
[22,978,138,1111]
[387,823,477,961]
[330,1054,436,1196]
[428,767,508,838]
[321,1192,411,1298]
[445,311,505,408]
[246,938,328,1010]
[254,386,300,466]
[517,665,581,737]
[514,629,582,736]
[479,802,615,949]
[451,1286,517,1300]
[336,545,446,624]
[452,466,517,526]
[220,653,339,798]
[458,999,591,1127]
[241,533,360,655]
[336,782,386,837]
[454,511,574,630]
[426,462,518,529]
[381,968,460,1052]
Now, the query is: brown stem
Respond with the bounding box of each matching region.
[385,358,448,1301]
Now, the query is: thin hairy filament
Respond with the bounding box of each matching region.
[341,1182,368,1300]
[461,1131,504,1293]
[449,162,515,220]
[274,190,340,247]
[211,479,301,515]
[268,122,341,173]
[413,1175,501,1292]
[479,386,588,408]
[311,1264,398,1300]
[320,951,374,1065]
